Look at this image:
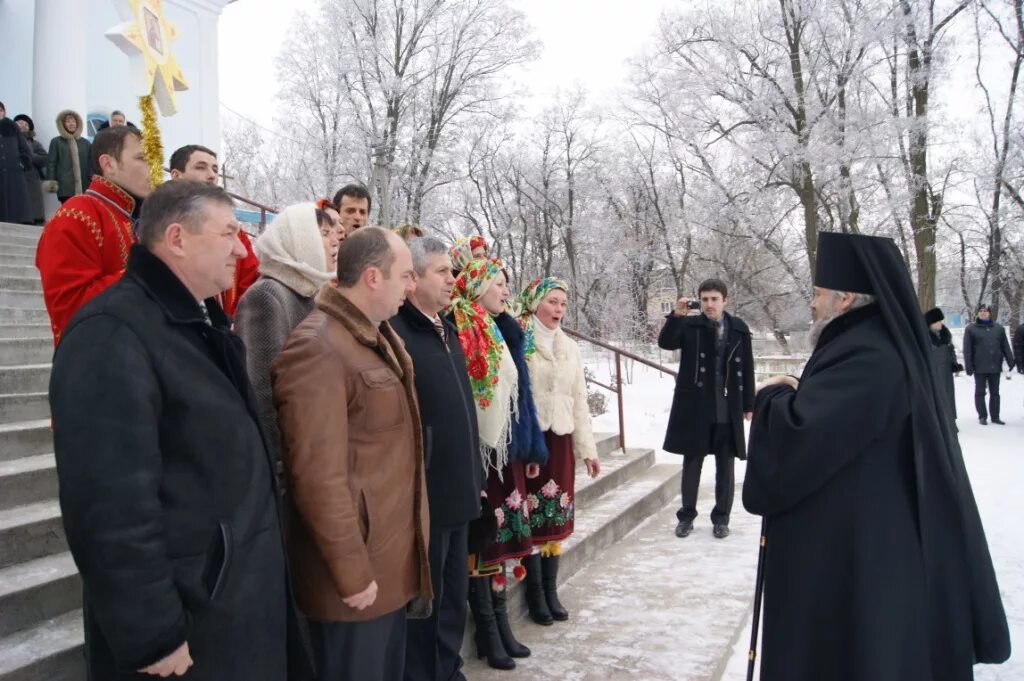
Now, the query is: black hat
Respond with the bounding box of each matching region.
[13,114,34,131]
[924,307,944,325]
[813,232,877,294]
[978,303,992,312]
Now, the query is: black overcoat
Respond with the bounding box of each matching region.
[50,246,310,680]
[390,300,483,528]
[658,311,754,458]
[929,324,961,421]
[744,305,1009,681]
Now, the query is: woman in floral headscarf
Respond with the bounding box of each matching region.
[449,234,488,275]
[448,257,547,671]
[516,277,601,626]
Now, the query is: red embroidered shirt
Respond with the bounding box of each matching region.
[219,229,259,317]
[35,176,137,344]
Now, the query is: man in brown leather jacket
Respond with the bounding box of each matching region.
[272,227,432,681]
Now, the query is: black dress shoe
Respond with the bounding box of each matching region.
[713,524,730,539]
[675,520,693,538]
[980,417,988,425]
[992,418,1006,425]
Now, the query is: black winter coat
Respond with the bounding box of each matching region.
[963,321,1014,375]
[391,300,483,528]
[658,311,755,458]
[744,305,1009,681]
[0,118,31,224]
[929,325,961,420]
[50,246,309,680]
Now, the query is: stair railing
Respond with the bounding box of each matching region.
[563,328,677,451]
[224,191,277,231]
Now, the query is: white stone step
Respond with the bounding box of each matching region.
[0,553,80,640]
[0,338,52,366]
[0,222,43,239]
[0,266,38,280]
[0,278,42,293]
[0,609,84,681]
[0,365,50,395]
[0,291,44,310]
[0,500,66,569]
[0,454,57,511]
[0,393,49,423]
[0,420,52,462]
[0,326,52,341]
[0,244,36,257]
[0,309,49,325]
[0,256,36,268]
[0,234,40,249]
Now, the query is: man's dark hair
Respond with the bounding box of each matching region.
[336,226,395,287]
[111,110,125,118]
[698,278,728,300]
[333,184,372,214]
[91,126,143,176]
[169,144,217,173]
[137,180,234,247]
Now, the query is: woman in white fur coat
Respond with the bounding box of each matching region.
[517,277,601,626]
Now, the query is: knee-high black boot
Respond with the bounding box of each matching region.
[522,554,553,625]
[541,555,569,621]
[469,576,515,670]
[493,565,531,658]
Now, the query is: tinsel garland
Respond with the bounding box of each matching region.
[139,94,163,188]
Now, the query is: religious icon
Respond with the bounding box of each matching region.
[143,6,164,57]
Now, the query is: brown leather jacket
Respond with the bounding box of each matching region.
[271,284,432,622]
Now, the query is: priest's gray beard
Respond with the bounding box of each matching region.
[809,292,876,347]
[809,314,836,347]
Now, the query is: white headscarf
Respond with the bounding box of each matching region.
[254,202,334,298]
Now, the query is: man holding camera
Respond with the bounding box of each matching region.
[658,279,754,539]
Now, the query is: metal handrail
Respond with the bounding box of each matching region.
[225,190,278,231]
[564,327,677,451]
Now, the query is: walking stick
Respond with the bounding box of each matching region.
[746,516,768,681]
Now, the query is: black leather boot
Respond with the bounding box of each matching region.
[541,555,569,621]
[469,576,515,670]
[493,567,531,658]
[522,554,553,625]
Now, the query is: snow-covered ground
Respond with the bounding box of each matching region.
[580,351,1023,679]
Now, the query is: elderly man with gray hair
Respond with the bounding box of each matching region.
[390,237,484,681]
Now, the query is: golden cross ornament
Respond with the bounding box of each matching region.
[105,0,189,115]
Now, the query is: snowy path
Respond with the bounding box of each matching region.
[471,362,1023,680]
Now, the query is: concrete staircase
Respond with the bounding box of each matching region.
[0,222,84,681]
[0,220,681,679]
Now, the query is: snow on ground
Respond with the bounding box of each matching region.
[484,351,1023,680]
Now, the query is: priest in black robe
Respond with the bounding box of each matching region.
[743,232,1010,681]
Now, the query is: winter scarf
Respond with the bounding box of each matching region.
[56,110,84,195]
[494,311,549,466]
[449,235,489,273]
[517,276,568,358]
[254,202,334,298]
[449,257,519,474]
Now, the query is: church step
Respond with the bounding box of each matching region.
[0,394,50,423]
[0,609,84,681]
[0,421,52,462]
[0,222,43,238]
[0,278,42,293]
[0,339,53,366]
[0,256,36,268]
[0,291,44,310]
[0,244,37,257]
[0,366,50,395]
[0,455,57,511]
[574,446,656,509]
[0,309,49,325]
[0,500,66,569]
[0,553,80,640]
[0,234,40,249]
[593,431,619,459]
[0,267,39,280]
[0,326,52,341]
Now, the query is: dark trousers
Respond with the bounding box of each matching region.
[974,373,1002,419]
[677,424,736,526]
[309,608,407,681]
[405,524,469,681]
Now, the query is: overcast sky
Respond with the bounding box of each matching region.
[217,0,674,133]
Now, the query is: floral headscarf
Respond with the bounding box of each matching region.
[517,277,569,358]
[450,257,507,408]
[450,235,489,273]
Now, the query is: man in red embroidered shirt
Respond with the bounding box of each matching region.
[169,144,259,317]
[36,126,152,343]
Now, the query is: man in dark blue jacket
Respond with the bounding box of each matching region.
[658,278,755,539]
[390,237,483,681]
[963,304,1015,424]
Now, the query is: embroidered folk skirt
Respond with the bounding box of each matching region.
[468,460,533,575]
[524,431,576,544]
